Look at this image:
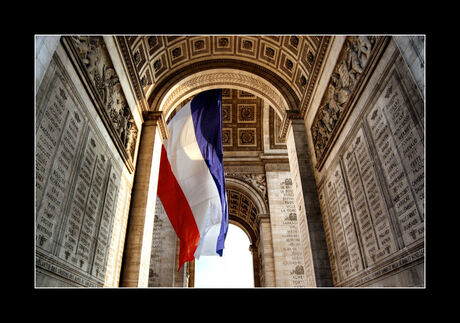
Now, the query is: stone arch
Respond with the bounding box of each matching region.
[158,69,288,121]
[225,184,260,244]
[224,176,269,287]
[147,59,301,120]
[228,218,256,247]
[225,176,268,217]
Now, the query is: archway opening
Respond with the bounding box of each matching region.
[194,223,254,288]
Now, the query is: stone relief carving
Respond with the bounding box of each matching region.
[225,173,268,206]
[290,265,304,275]
[70,36,138,162]
[311,36,377,165]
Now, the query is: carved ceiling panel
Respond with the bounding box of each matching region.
[124,35,330,113]
[227,188,258,235]
[166,88,263,152]
[222,89,262,152]
[166,88,287,154]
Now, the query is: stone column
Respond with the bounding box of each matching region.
[186,260,195,287]
[285,111,333,287]
[147,197,177,287]
[120,111,168,287]
[257,214,275,287]
[249,244,261,287]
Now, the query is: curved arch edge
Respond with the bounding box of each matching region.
[147,59,301,118]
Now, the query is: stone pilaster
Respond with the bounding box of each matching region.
[249,244,261,287]
[120,111,167,287]
[257,214,275,287]
[286,111,333,287]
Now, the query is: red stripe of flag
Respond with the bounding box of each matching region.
[157,144,201,270]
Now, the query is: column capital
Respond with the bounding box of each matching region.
[142,111,168,140]
[279,110,303,142]
[286,110,303,120]
[256,213,271,227]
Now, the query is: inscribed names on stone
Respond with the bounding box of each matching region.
[65,36,138,169]
[36,74,85,253]
[314,48,424,286]
[324,177,350,280]
[366,71,424,247]
[342,128,397,265]
[318,69,424,285]
[148,197,177,287]
[286,130,315,286]
[92,166,119,280]
[36,57,124,287]
[325,163,363,279]
[104,173,132,286]
[266,171,308,287]
[318,189,340,284]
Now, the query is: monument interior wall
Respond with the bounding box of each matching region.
[35,35,424,288]
[35,37,142,287]
[306,37,424,287]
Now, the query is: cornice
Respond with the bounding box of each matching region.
[116,36,147,111]
[142,111,168,140]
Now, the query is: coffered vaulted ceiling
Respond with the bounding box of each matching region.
[118,35,331,116]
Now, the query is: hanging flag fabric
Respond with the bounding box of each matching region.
[157,89,229,270]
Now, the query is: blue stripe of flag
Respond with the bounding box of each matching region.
[190,89,229,256]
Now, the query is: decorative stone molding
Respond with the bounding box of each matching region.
[142,111,168,140]
[225,176,268,216]
[226,173,268,207]
[300,36,332,116]
[115,36,147,107]
[256,213,271,227]
[125,36,325,105]
[278,110,303,142]
[62,36,139,172]
[158,69,290,120]
[311,36,389,169]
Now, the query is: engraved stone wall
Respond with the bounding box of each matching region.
[36,50,134,287]
[367,72,424,242]
[316,40,424,286]
[266,171,311,287]
[311,36,381,169]
[148,197,177,287]
[63,36,138,172]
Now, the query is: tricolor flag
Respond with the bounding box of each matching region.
[157,89,229,270]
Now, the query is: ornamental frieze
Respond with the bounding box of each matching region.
[225,173,268,207]
[63,36,138,172]
[311,36,382,169]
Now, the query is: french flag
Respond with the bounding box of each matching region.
[157,89,229,270]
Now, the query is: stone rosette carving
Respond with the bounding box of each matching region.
[68,36,138,165]
[237,104,256,123]
[238,128,256,146]
[311,36,377,166]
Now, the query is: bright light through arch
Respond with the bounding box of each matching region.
[194,223,254,288]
